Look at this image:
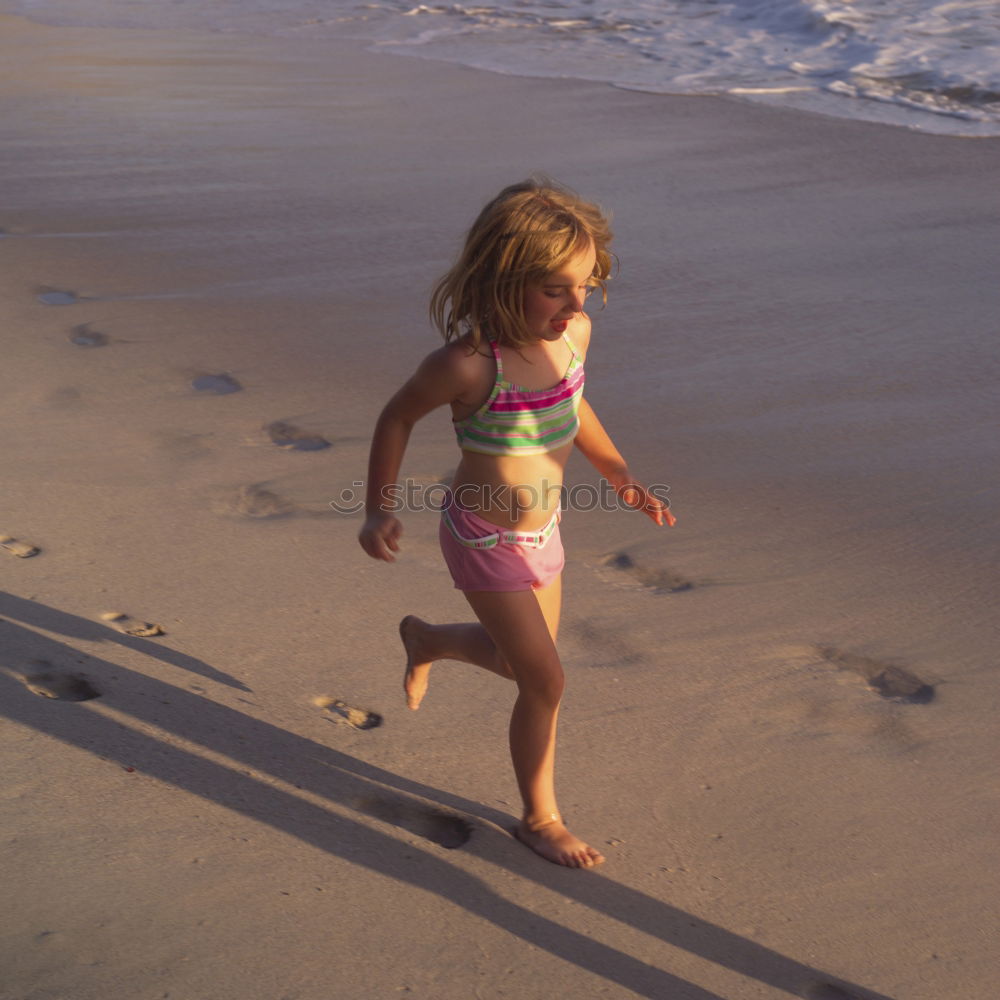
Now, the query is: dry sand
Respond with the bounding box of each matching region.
[2,12,998,1000]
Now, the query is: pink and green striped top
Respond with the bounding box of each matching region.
[454,334,585,456]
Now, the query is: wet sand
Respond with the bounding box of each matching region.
[1,12,998,999]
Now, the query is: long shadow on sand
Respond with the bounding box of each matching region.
[0,590,249,691]
[1,594,893,1000]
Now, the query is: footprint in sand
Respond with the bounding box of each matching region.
[20,663,101,702]
[568,615,645,669]
[68,324,109,348]
[1,535,40,558]
[265,421,330,452]
[155,430,212,461]
[598,551,695,594]
[214,483,296,519]
[48,386,83,408]
[816,646,934,704]
[313,695,382,731]
[192,373,242,395]
[100,612,165,638]
[352,794,472,849]
[37,287,86,306]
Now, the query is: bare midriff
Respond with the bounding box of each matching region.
[451,443,574,531]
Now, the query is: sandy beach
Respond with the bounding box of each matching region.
[2,11,999,999]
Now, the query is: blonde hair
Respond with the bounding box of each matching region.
[430,177,614,349]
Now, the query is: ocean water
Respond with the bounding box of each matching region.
[5,0,1000,135]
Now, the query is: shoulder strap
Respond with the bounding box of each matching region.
[562,331,582,365]
[487,335,504,382]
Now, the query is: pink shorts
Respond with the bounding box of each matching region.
[439,496,565,592]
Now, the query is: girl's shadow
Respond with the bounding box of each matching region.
[0,592,892,1000]
[0,589,249,690]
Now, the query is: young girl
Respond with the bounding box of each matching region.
[359,178,674,869]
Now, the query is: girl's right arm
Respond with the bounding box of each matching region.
[359,343,480,562]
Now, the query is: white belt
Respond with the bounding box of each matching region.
[442,505,559,550]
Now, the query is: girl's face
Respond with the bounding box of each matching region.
[522,243,598,342]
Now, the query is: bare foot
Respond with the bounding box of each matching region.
[515,815,605,868]
[399,615,433,710]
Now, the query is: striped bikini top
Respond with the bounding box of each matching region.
[454,334,585,456]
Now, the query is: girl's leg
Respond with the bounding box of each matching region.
[465,581,605,869]
[399,569,562,708]
[399,616,512,710]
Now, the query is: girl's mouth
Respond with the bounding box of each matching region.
[550,320,568,333]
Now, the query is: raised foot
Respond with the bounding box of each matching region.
[399,615,432,711]
[515,815,605,869]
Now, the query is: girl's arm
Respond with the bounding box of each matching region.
[574,397,675,527]
[360,343,480,561]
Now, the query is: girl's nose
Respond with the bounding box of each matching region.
[569,289,586,312]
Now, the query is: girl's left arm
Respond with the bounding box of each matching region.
[574,397,676,527]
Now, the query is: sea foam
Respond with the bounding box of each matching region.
[6,0,1000,135]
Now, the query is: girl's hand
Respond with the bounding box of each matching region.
[615,477,676,527]
[359,512,403,562]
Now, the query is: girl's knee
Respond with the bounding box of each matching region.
[515,658,565,705]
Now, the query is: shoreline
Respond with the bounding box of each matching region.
[5,5,1000,139]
